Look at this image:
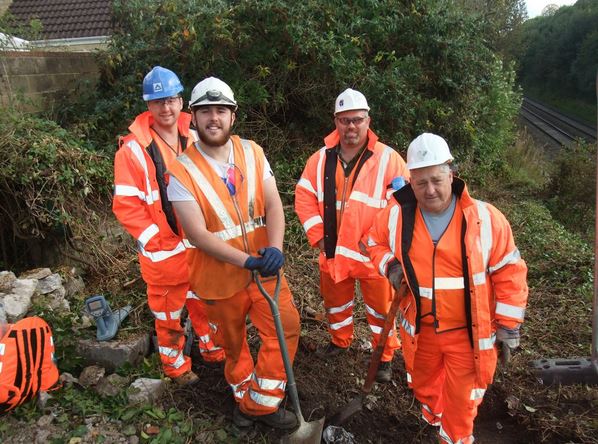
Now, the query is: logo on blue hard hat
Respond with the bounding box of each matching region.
[153,83,163,93]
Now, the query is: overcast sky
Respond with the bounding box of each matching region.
[526,0,577,18]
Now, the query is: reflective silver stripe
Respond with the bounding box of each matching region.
[373,146,392,200]
[171,352,186,369]
[330,316,353,330]
[152,310,167,321]
[159,346,180,358]
[419,287,433,299]
[316,148,326,202]
[170,308,183,320]
[50,336,54,346]
[186,291,200,300]
[327,300,354,315]
[138,223,159,247]
[0,362,2,373]
[400,315,415,337]
[365,303,386,320]
[439,425,473,444]
[478,335,495,350]
[241,139,256,220]
[406,372,412,383]
[297,177,316,195]
[182,239,195,248]
[254,375,287,391]
[114,185,160,203]
[349,191,386,208]
[303,215,323,232]
[473,272,486,285]
[126,140,154,204]
[178,153,237,231]
[198,334,211,344]
[335,245,370,262]
[489,248,521,274]
[212,216,266,241]
[0,343,5,355]
[249,390,283,408]
[367,236,377,247]
[495,302,525,320]
[434,277,465,290]
[470,388,486,400]
[476,200,492,270]
[370,324,395,335]
[379,252,395,276]
[336,200,342,210]
[139,241,186,262]
[388,205,399,255]
[231,373,253,400]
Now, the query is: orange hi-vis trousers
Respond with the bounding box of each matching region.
[147,283,224,378]
[411,324,486,444]
[320,271,400,362]
[203,276,300,416]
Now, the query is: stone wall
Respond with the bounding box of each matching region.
[0,50,100,112]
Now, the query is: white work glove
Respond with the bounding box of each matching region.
[496,325,520,364]
[386,259,403,291]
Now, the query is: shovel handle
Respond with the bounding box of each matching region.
[362,282,408,395]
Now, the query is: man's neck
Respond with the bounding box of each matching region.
[197,139,232,163]
[151,122,179,145]
[339,144,365,163]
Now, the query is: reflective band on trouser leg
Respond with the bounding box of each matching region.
[147,283,191,378]
[241,276,300,416]
[361,277,400,361]
[320,271,356,348]
[185,295,225,362]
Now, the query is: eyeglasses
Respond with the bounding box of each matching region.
[149,96,181,107]
[223,164,245,196]
[336,116,368,126]
[191,90,237,107]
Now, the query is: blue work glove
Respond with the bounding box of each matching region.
[258,247,285,277]
[244,255,264,271]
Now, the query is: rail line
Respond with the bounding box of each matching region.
[520,97,596,146]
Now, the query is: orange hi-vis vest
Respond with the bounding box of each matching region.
[168,135,269,300]
[367,178,528,384]
[295,128,409,283]
[0,317,59,414]
[113,111,194,285]
[413,201,468,331]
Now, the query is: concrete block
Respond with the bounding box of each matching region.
[77,332,151,372]
[128,378,165,405]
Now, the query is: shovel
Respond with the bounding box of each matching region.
[253,271,325,444]
[328,281,408,426]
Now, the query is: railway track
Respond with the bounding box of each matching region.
[520,97,596,147]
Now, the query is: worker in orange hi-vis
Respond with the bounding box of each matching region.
[112,67,224,386]
[367,133,528,443]
[294,88,409,383]
[167,77,300,430]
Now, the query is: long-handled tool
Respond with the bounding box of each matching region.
[328,281,408,426]
[253,271,325,444]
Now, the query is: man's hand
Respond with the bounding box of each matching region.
[258,247,285,277]
[244,255,263,271]
[387,259,403,291]
[496,325,520,364]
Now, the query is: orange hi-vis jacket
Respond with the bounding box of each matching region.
[295,128,409,283]
[0,317,59,415]
[168,136,269,300]
[113,111,194,285]
[367,178,528,384]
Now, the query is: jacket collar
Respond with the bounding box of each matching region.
[323,127,379,150]
[128,111,192,148]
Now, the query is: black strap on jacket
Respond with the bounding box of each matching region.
[147,134,188,236]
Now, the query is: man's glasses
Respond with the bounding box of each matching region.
[336,116,367,126]
[223,164,244,196]
[149,96,181,107]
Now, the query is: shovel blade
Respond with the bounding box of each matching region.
[327,394,364,427]
[281,417,325,444]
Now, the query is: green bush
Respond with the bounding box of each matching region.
[64,0,520,182]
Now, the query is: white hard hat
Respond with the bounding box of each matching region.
[334,88,370,115]
[189,77,238,110]
[406,133,454,170]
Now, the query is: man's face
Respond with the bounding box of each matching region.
[192,105,236,148]
[410,164,454,214]
[334,110,370,150]
[147,96,183,128]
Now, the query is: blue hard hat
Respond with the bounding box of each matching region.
[142,66,184,101]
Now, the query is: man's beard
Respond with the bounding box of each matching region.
[196,125,232,148]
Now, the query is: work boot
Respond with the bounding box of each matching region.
[315,342,348,360]
[233,405,298,430]
[375,361,392,383]
[172,370,199,386]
